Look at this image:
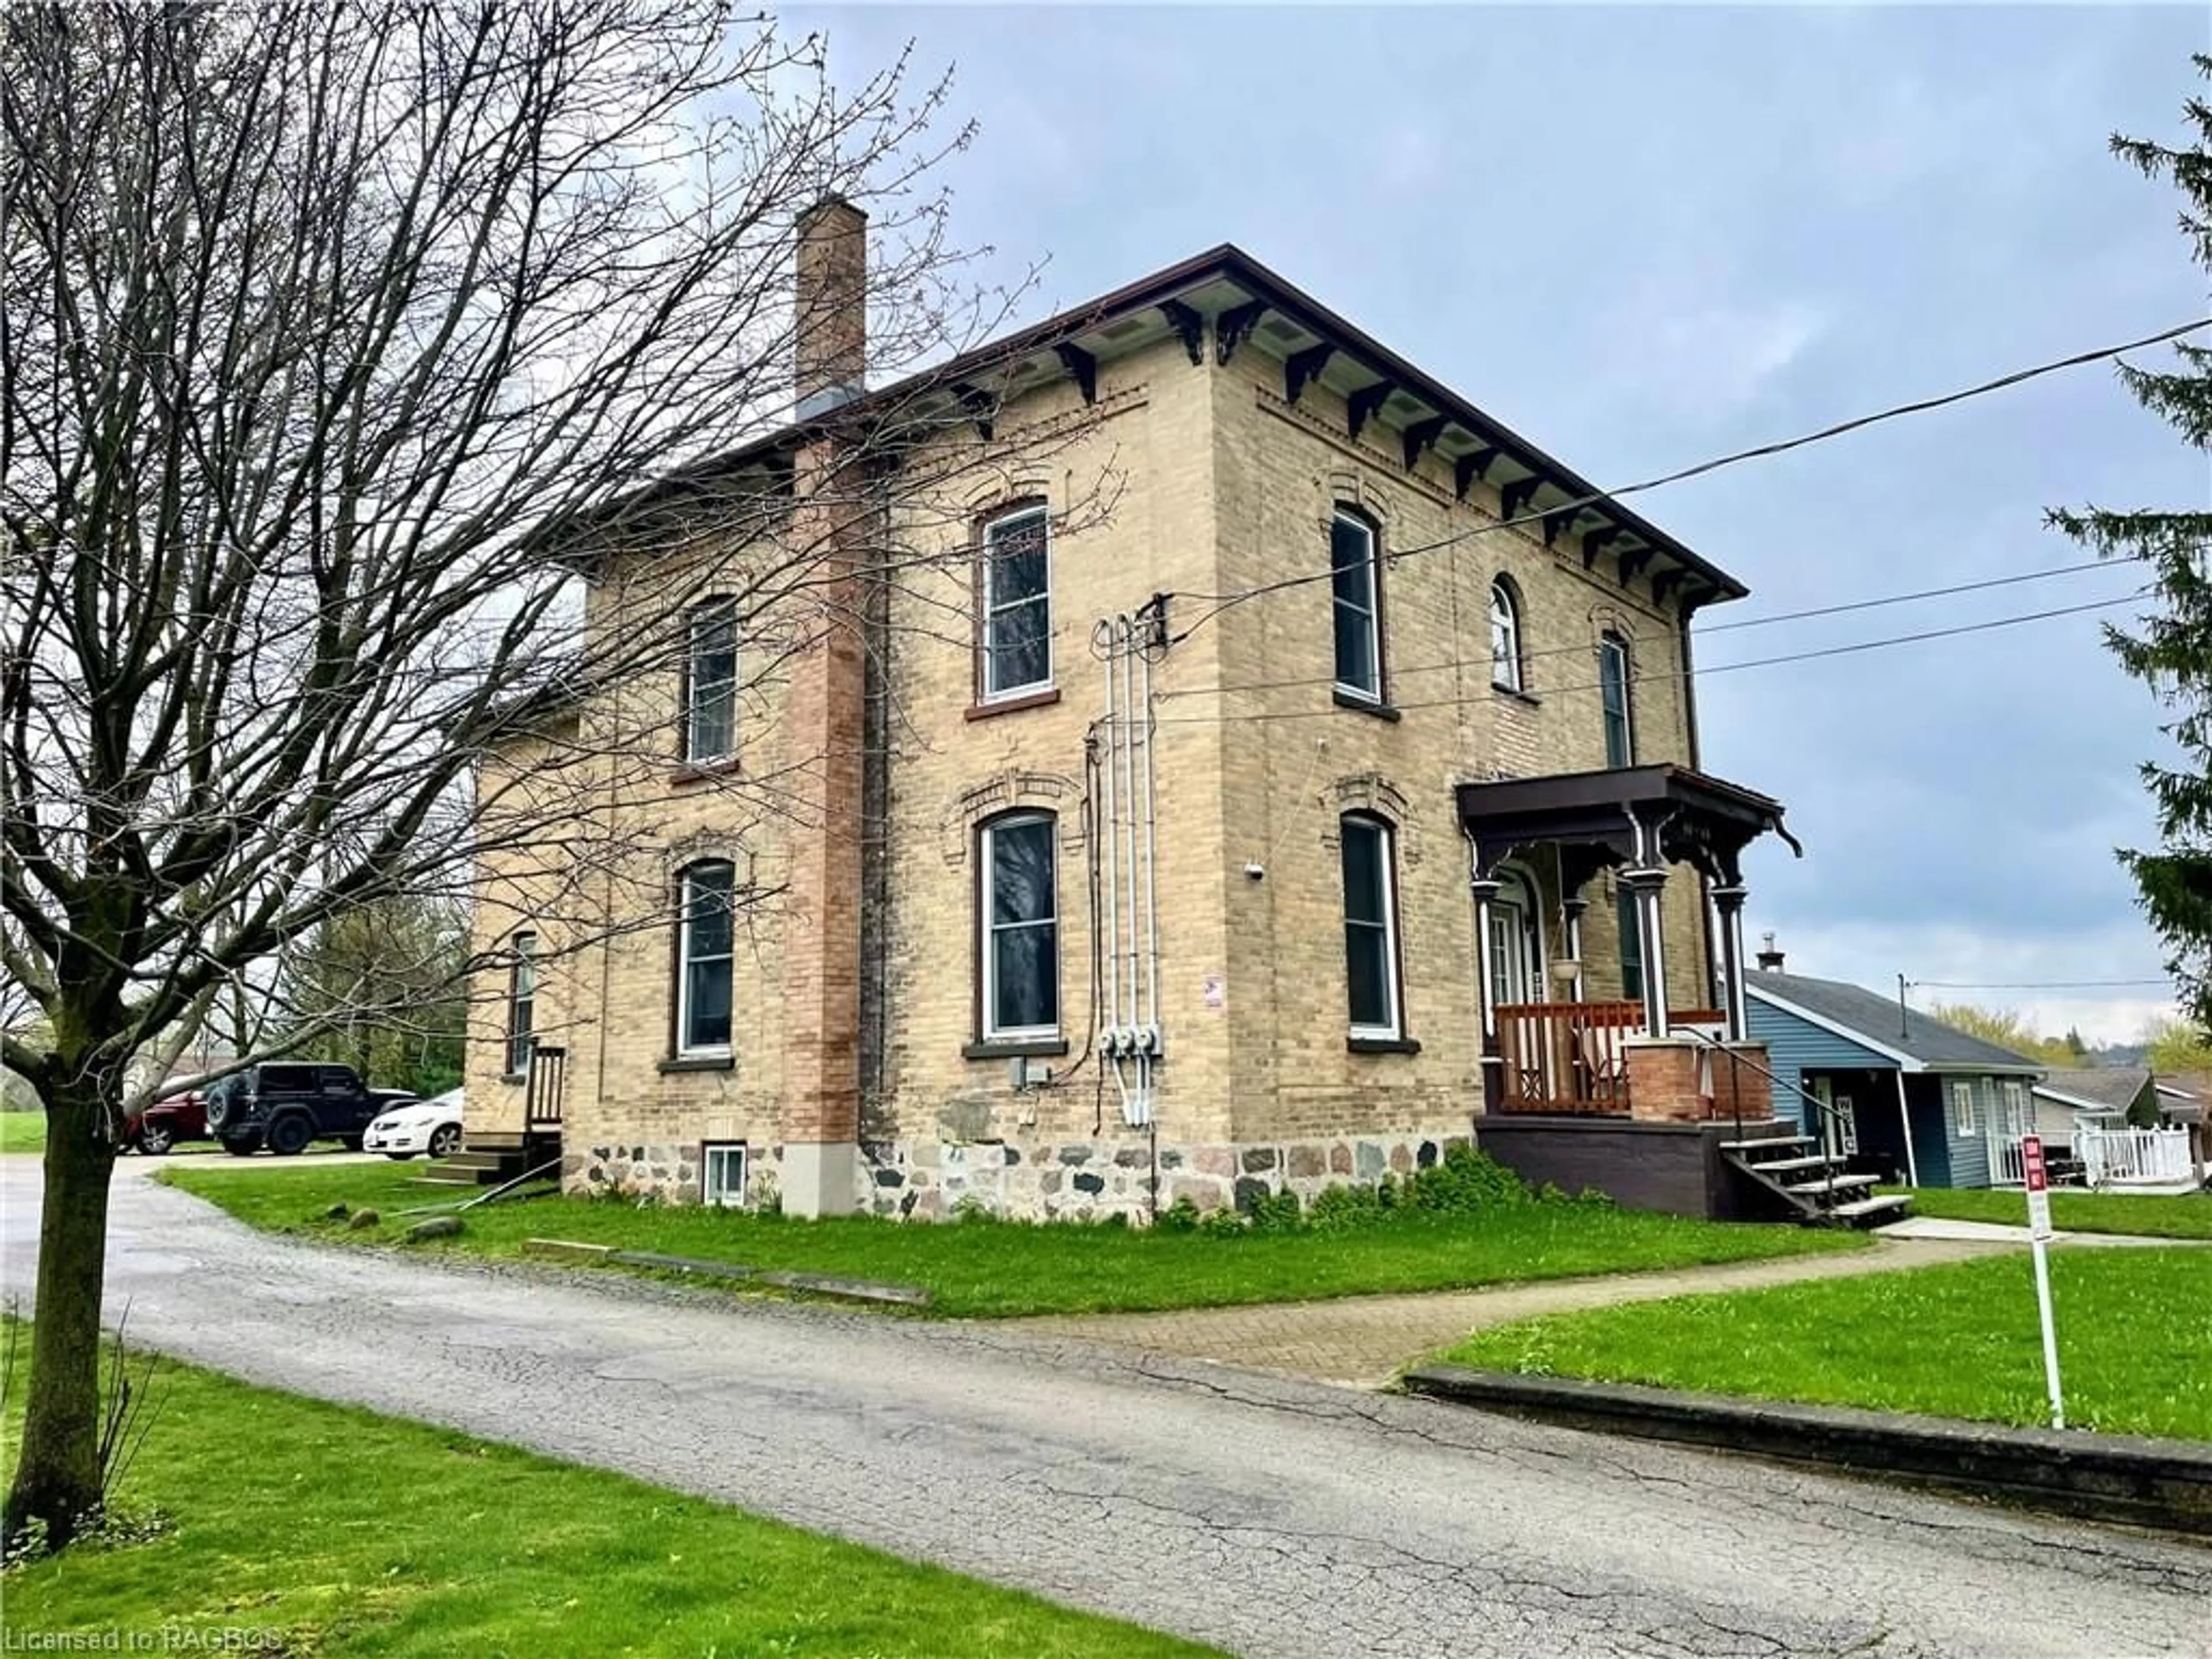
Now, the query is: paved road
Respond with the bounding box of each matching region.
[4,1161,2207,1659]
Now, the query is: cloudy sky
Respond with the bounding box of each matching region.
[803,4,2207,1044]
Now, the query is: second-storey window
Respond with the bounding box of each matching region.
[1490,579,1523,693]
[1599,632,1633,767]
[982,506,1051,701]
[505,931,537,1077]
[981,813,1058,1039]
[1341,813,1402,1037]
[676,859,735,1057]
[1331,510,1382,702]
[684,598,738,764]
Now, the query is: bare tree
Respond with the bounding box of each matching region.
[0,0,1104,1545]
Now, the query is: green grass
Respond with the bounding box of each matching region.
[0,1113,44,1155]
[1884,1184,2212,1241]
[1441,1245,2212,1440]
[158,1161,1865,1319]
[1,1337,1211,1658]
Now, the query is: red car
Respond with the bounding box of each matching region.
[126,1090,210,1155]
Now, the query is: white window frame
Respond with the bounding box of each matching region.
[980,813,1059,1042]
[980,506,1052,703]
[701,1141,747,1208]
[683,597,739,764]
[1331,509,1382,703]
[1489,580,1523,693]
[1341,815,1402,1040]
[676,860,736,1059]
[505,931,537,1078]
[2000,1078,2029,1136]
[1950,1079,1978,1138]
[1599,632,1633,767]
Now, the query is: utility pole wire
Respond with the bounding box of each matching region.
[1164,315,2212,643]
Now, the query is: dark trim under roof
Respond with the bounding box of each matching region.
[1457,763,1798,887]
[588,244,1750,608]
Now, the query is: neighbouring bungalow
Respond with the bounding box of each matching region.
[1743,953,2043,1190]
[2036,1067,2205,1191]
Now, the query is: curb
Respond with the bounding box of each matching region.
[1402,1364,2212,1535]
[520,1238,931,1307]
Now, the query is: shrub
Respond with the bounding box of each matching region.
[1307,1181,1385,1232]
[1154,1195,1202,1233]
[1399,1143,1534,1215]
[1245,1185,1304,1234]
[1197,1204,1247,1238]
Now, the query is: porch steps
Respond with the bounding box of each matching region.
[1719,1134,1912,1229]
[411,1131,562,1190]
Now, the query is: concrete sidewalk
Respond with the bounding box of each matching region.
[1010,1234,2010,1387]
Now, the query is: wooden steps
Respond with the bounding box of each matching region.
[1719,1135,1912,1229]
[411,1130,561,1189]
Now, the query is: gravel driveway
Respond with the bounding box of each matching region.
[3,1160,2206,1659]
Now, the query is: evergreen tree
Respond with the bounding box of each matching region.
[2049,55,2212,1024]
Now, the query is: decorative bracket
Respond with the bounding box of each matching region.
[1454,448,1499,501]
[1580,526,1621,571]
[1498,474,1541,520]
[1402,416,1448,472]
[1054,342,1097,406]
[1650,568,1685,607]
[1618,544,1656,587]
[1542,508,1581,548]
[1347,380,1395,442]
[952,382,994,442]
[1284,343,1334,406]
[1215,300,1267,365]
[1158,301,1205,366]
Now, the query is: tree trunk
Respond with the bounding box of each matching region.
[3,1079,120,1550]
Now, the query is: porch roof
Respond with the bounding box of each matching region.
[1457,763,1800,887]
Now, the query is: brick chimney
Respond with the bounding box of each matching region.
[1755,932,1786,973]
[794,195,867,421]
[779,195,870,1217]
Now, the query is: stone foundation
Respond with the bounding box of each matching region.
[568,1129,1470,1221]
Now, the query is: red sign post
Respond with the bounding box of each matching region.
[2020,1134,2065,1429]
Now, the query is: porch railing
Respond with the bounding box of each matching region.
[1991,1137,2028,1187]
[1494,1002,1729,1115]
[2078,1124,2192,1188]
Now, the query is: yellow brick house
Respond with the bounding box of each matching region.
[465,201,1808,1221]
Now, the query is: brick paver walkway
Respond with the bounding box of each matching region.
[1010,1235,2011,1388]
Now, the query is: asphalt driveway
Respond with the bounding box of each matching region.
[3,1160,2206,1658]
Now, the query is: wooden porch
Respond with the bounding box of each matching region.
[1494,999,1728,1116]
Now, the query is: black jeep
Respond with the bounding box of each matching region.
[203,1063,414,1156]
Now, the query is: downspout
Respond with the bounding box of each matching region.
[1680,605,1719,1016]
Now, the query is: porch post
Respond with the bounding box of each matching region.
[1893,1069,1921,1188]
[1469,840,1503,1113]
[1711,882,1750,1040]
[1620,867,1669,1036]
[1560,896,1588,1003]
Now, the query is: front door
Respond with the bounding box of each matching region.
[1487,866,1543,1007]
[1809,1075,1859,1160]
[1987,1079,2029,1184]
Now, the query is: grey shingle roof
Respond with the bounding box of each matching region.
[1745,969,2044,1072]
[2033,1068,2153,1113]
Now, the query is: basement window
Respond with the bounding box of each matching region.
[702,1141,747,1207]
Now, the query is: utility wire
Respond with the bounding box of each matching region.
[1164,315,2211,644]
[1155,555,2143,702]
[1909,978,2171,990]
[1153,590,2144,725]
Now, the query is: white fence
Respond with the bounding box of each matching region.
[2077,1125,2195,1188]
[1991,1137,2027,1187]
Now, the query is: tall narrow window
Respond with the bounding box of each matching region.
[982,506,1051,701]
[1950,1080,1978,1138]
[1331,510,1382,702]
[1340,814,1402,1037]
[1599,632,1633,767]
[1617,887,1644,1002]
[676,860,735,1057]
[505,932,537,1077]
[982,814,1059,1039]
[1489,581,1523,692]
[684,599,738,763]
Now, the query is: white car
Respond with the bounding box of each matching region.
[363,1088,464,1160]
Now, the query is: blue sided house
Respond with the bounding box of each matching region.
[1744,966,2045,1190]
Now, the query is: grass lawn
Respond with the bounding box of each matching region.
[1442,1244,2212,1440]
[0,1113,44,1156]
[1885,1184,2212,1241]
[1,1334,1213,1658]
[159,1161,1867,1319]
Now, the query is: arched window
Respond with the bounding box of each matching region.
[505,931,537,1078]
[979,812,1059,1040]
[1340,812,1403,1039]
[1489,580,1523,693]
[1331,509,1384,703]
[1599,631,1633,767]
[682,598,738,763]
[674,859,736,1057]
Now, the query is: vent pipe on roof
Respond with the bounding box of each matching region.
[794,195,867,421]
[1754,931,1785,972]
